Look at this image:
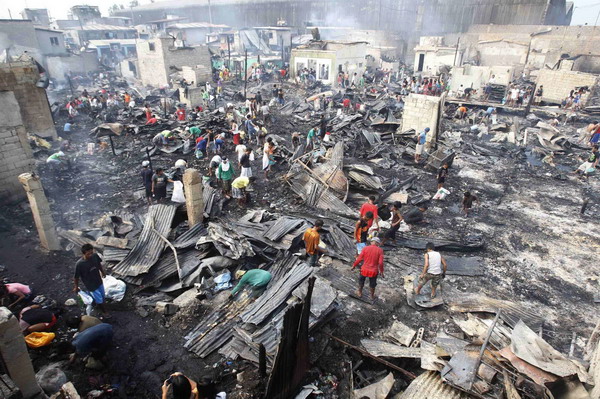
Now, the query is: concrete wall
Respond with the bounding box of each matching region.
[477,40,528,66]
[179,87,204,109]
[290,49,336,85]
[0,61,57,139]
[414,48,458,74]
[536,69,599,104]
[35,29,67,56]
[0,91,35,204]
[401,93,441,144]
[450,65,515,92]
[181,65,211,85]
[137,37,211,87]
[46,52,99,81]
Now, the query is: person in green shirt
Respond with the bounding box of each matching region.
[230,269,272,298]
[216,157,235,198]
[189,126,202,139]
[306,126,318,150]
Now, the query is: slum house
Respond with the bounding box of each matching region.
[290,41,367,85]
[0,59,57,203]
[21,8,51,27]
[62,24,138,49]
[413,36,462,75]
[136,36,212,87]
[114,0,571,61]
[166,22,230,46]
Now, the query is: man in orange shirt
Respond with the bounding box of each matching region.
[303,219,325,267]
[359,195,379,231]
[352,237,384,300]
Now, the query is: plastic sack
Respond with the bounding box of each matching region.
[433,188,451,200]
[249,151,255,161]
[103,275,126,302]
[398,221,410,232]
[25,332,55,348]
[214,271,232,291]
[78,290,93,305]
[172,181,186,203]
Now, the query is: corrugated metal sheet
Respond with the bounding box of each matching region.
[447,294,544,329]
[196,222,255,259]
[173,223,208,249]
[348,170,383,190]
[240,257,313,325]
[135,249,207,288]
[396,371,468,399]
[111,204,177,278]
[102,247,129,262]
[263,217,305,242]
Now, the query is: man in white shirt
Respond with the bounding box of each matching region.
[415,242,447,299]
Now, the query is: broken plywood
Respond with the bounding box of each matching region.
[385,320,416,346]
[361,339,422,358]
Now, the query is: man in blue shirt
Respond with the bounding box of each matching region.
[415,127,429,163]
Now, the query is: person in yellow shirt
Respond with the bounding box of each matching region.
[231,176,255,206]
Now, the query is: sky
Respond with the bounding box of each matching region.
[0,0,599,25]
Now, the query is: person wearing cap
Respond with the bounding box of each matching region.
[415,128,429,163]
[47,151,68,168]
[141,160,153,205]
[352,237,384,301]
[230,269,272,298]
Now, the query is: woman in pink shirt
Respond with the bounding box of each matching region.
[0,283,32,308]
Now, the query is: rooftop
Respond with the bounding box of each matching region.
[167,22,229,29]
[73,24,138,31]
[88,39,138,47]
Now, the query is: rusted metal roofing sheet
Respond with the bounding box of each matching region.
[196,222,255,259]
[263,217,305,242]
[397,371,468,399]
[111,204,177,278]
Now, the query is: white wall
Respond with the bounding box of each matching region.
[293,56,334,84]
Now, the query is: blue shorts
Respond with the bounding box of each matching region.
[87,285,105,305]
[356,242,367,254]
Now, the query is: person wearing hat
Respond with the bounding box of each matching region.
[352,237,384,301]
[47,151,69,169]
[230,269,272,298]
[415,128,429,163]
[141,160,153,205]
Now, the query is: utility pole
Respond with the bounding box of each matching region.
[244,49,248,101]
[227,35,231,69]
[207,0,213,30]
[453,37,461,67]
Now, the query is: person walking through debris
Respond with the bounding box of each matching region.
[18,305,57,333]
[354,212,374,255]
[74,244,110,318]
[217,158,235,198]
[240,148,253,178]
[403,205,428,225]
[415,128,429,163]
[343,97,351,114]
[141,161,153,205]
[277,87,285,105]
[575,145,599,176]
[303,219,326,267]
[209,155,222,177]
[534,86,544,105]
[175,106,186,121]
[462,192,480,217]
[230,269,272,298]
[152,168,173,203]
[437,163,449,190]
[262,138,276,178]
[231,176,254,206]
[381,202,403,246]
[352,237,384,301]
[306,126,318,150]
[360,195,379,231]
[414,242,447,299]
[245,115,257,143]
[0,282,32,308]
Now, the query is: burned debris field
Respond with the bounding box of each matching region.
[0,2,600,399]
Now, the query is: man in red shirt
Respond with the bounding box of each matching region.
[352,237,384,300]
[359,195,379,230]
[343,98,351,113]
[175,106,186,121]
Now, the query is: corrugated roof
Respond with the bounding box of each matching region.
[397,371,468,399]
[77,24,137,31]
[173,223,208,249]
[169,22,229,29]
[240,258,313,325]
[111,204,177,278]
